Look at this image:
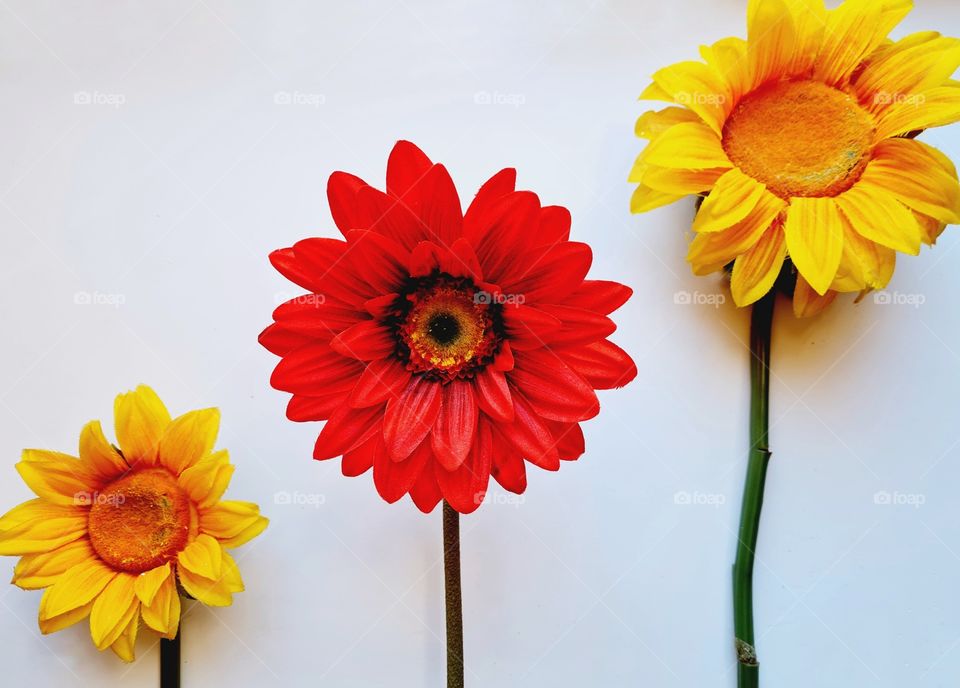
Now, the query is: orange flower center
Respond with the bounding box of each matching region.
[393,275,502,382]
[87,468,191,573]
[722,80,875,198]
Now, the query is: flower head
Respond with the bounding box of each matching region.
[0,385,268,661]
[631,0,960,316]
[261,141,637,514]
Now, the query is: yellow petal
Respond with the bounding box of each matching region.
[641,122,731,169]
[13,539,96,590]
[837,216,896,291]
[41,600,95,635]
[730,225,787,306]
[786,0,827,75]
[700,38,749,102]
[79,420,127,480]
[915,211,947,245]
[793,277,838,318]
[814,0,910,87]
[178,450,234,508]
[158,407,220,475]
[862,139,960,224]
[200,502,269,549]
[141,573,180,639]
[692,168,768,233]
[857,34,960,115]
[133,562,171,606]
[688,192,786,271]
[642,167,727,195]
[835,183,921,255]
[221,551,245,594]
[634,107,701,140]
[114,385,171,468]
[90,573,139,650]
[0,500,87,555]
[39,558,116,625]
[651,61,730,135]
[15,450,96,506]
[178,564,233,607]
[109,613,139,662]
[876,87,960,140]
[747,0,797,89]
[639,81,674,103]
[629,184,684,213]
[784,197,844,295]
[178,534,223,580]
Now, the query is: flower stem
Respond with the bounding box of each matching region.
[443,501,464,688]
[160,630,180,688]
[733,290,775,688]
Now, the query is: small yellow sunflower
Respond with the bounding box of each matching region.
[631,0,960,316]
[0,385,268,661]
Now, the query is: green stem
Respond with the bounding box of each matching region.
[733,290,775,688]
[443,501,464,688]
[160,630,180,688]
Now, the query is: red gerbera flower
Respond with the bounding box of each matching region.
[260,141,636,513]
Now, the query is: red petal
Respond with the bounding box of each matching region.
[510,349,599,422]
[409,241,444,278]
[563,340,637,389]
[416,164,463,247]
[356,185,425,251]
[463,168,517,239]
[498,242,592,304]
[474,367,514,422]
[466,191,541,283]
[287,394,342,422]
[327,171,369,236]
[492,341,515,371]
[536,205,571,245]
[313,404,384,460]
[431,381,478,470]
[409,463,442,513]
[382,377,442,460]
[565,281,633,314]
[499,392,559,471]
[374,437,431,503]
[270,343,364,395]
[550,422,585,461]
[269,248,324,293]
[292,238,378,305]
[502,305,561,350]
[330,320,396,361]
[259,322,312,356]
[272,296,364,341]
[348,358,412,408]
[436,419,493,514]
[490,428,526,494]
[536,305,616,347]
[344,230,409,293]
[342,434,377,476]
[387,141,433,200]
[440,238,483,281]
[364,293,398,319]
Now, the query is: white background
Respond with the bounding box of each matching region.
[1,1,959,686]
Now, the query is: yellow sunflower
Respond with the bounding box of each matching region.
[0,385,268,661]
[630,0,960,316]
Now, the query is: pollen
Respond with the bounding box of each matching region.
[722,80,876,199]
[87,468,192,573]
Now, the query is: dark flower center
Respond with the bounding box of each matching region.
[387,272,504,382]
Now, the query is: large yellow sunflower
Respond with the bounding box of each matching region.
[0,385,268,661]
[631,0,960,316]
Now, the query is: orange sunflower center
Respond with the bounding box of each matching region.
[722,80,876,198]
[392,274,502,382]
[87,468,192,573]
